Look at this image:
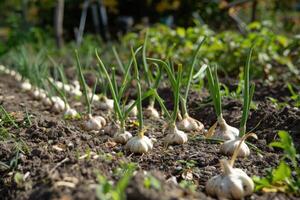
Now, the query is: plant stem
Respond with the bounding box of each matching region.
[239,47,254,136]
[75,50,91,115]
[171,64,182,123]
[95,49,124,122]
[131,47,143,133]
[182,37,206,116]
[112,46,125,74]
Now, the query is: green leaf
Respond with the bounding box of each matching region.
[252,176,272,191]
[272,161,291,183]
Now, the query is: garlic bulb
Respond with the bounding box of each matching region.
[99,97,114,110]
[51,97,66,113]
[63,84,71,92]
[177,114,204,132]
[9,70,16,77]
[220,132,257,158]
[144,105,160,119]
[125,135,153,154]
[64,106,79,119]
[83,114,106,131]
[20,81,32,91]
[209,116,239,140]
[125,100,137,117]
[14,73,22,81]
[113,129,132,144]
[71,89,82,97]
[31,89,46,100]
[0,65,5,71]
[88,93,99,101]
[164,123,188,145]
[206,159,254,199]
[220,138,250,157]
[42,97,52,106]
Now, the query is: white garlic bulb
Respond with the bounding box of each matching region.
[9,70,16,77]
[99,97,114,110]
[20,81,32,91]
[63,84,71,92]
[164,123,188,145]
[206,159,254,199]
[125,100,137,117]
[220,138,250,157]
[64,106,79,119]
[51,97,66,113]
[71,89,82,97]
[125,135,153,154]
[0,65,5,71]
[87,93,99,101]
[177,114,204,132]
[14,73,22,82]
[83,114,106,131]
[42,97,53,106]
[113,129,132,144]
[220,132,257,158]
[31,89,46,100]
[144,105,160,119]
[210,117,239,140]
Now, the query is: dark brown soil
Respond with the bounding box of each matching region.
[1,74,300,200]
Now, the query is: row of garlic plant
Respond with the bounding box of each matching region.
[0,36,257,199]
[205,46,256,199]
[94,36,256,199]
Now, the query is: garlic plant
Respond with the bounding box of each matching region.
[141,30,161,119]
[206,135,255,199]
[220,47,256,157]
[76,50,104,130]
[151,62,188,145]
[206,65,239,140]
[48,75,79,118]
[206,159,254,199]
[125,48,153,153]
[177,38,206,133]
[96,48,144,143]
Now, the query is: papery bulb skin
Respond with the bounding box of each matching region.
[144,105,160,119]
[64,107,79,119]
[125,135,153,154]
[177,114,204,132]
[213,117,239,140]
[42,97,52,106]
[20,81,32,91]
[83,114,105,131]
[55,81,64,89]
[72,89,82,97]
[114,129,132,144]
[31,89,46,100]
[63,84,71,92]
[99,97,114,110]
[51,97,66,113]
[87,93,99,101]
[14,73,22,82]
[206,159,254,199]
[9,70,16,77]
[164,124,188,145]
[72,80,80,90]
[125,100,137,117]
[220,138,250,157]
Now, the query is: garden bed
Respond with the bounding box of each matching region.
[1,73,299,200]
